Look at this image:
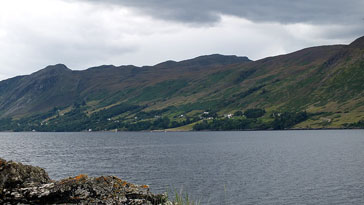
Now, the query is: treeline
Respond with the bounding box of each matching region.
[272,111,308,130]
[193,118,269,131]
[343,120,364,128]
[124,117,198,131]
[193,111,308,131]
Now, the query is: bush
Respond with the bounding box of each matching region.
[244,108,266,118]
[272,111,308,129]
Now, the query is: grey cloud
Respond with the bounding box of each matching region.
[80,0,364,25]
[1,0,362,81]
[76,0,364,42]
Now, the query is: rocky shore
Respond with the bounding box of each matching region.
[0,158,169,204]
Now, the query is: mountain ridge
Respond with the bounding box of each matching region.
[0,37,363,131]
[349,36,364,48]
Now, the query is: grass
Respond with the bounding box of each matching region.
[2,47,363,130]
[165,121,199,131]
[132,80,188,102]
[168,189,200,205]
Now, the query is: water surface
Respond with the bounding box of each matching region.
[1,130,364,204]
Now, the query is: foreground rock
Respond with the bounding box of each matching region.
[0,158,169,204]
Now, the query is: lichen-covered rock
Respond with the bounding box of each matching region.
[0,158,51,194]
[0,158,168,205]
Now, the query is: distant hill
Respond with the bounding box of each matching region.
[0,37,363,131]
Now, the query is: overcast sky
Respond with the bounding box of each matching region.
[0,0,363,80]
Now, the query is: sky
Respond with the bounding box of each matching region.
[0,0,363,80]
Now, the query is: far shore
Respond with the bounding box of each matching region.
[0,127,362,133]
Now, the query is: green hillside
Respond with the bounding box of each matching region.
[0,37,363,131]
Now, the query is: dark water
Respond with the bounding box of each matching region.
[1,130,364,204]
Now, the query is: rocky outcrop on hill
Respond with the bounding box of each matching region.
[0,158,168,205]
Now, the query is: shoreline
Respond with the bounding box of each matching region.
[0,127,363,133]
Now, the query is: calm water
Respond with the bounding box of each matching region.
[1,130,364,204]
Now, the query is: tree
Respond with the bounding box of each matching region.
[244,108,266,118]
[234,111,243,116]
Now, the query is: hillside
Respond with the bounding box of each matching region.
[0,37,363,131]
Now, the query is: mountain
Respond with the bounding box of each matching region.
[0,37,363,131]
[0,54,251,118]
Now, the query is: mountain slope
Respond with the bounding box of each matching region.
[0,54,251,117]
[0,37,363,131]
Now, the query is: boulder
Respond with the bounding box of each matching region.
[0,158,51,193]
[0,158,168,205]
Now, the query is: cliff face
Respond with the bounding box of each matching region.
[0,158,168,205]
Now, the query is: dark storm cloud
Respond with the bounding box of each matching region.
[81,0,364,25]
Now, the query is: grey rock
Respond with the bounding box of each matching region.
[0,158,168,205]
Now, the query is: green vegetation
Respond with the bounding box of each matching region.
[234,69,256,83]
[0,103,310,132]
[0,38,363,131]
[193,109,308,131]
[244,108,266,118]
[0,104,200,132]
[272,111,308,130]
[234,84,265,99]
[91,103,142,120]
[171,191,200,205]
[131,80,188,102]
[343,120,364,128]
[193,118,266,131]
[167,188,200,205]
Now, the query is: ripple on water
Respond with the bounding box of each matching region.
[0,130,364,205]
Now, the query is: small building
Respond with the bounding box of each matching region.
[224,113,233,119]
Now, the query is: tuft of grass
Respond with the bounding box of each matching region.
[167,188,200,205]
